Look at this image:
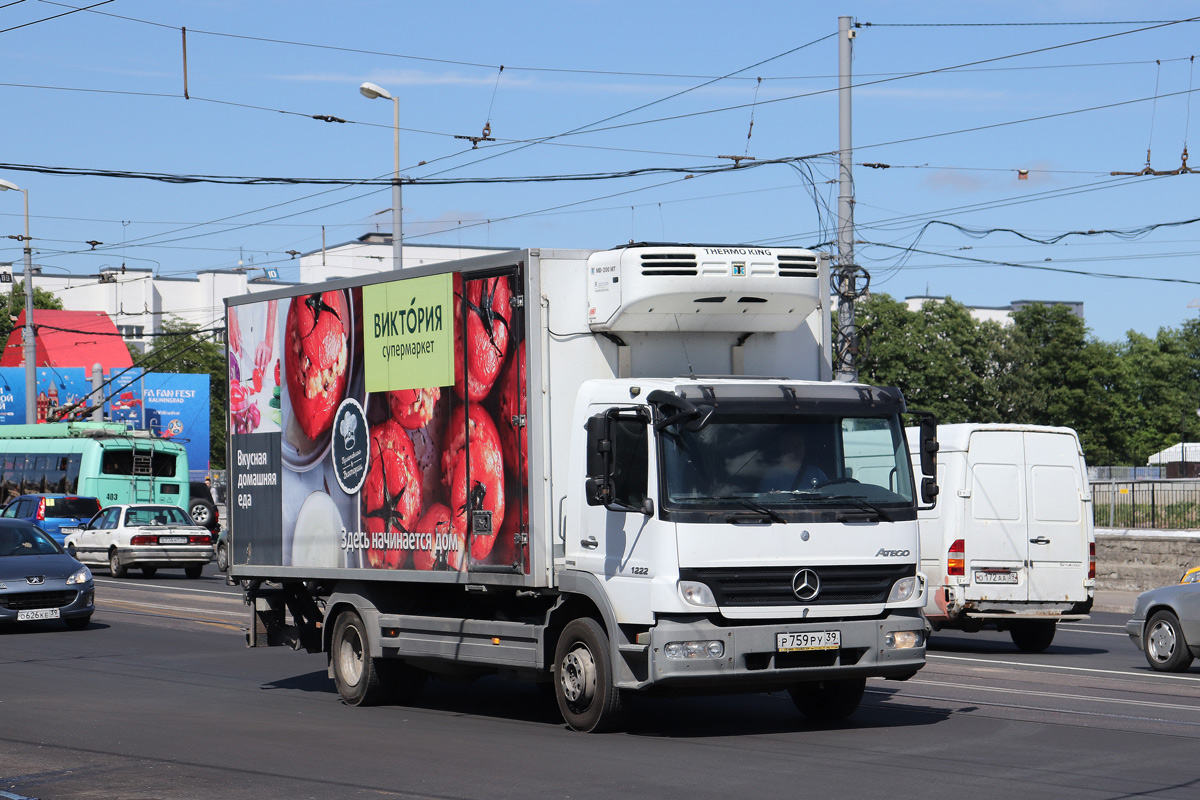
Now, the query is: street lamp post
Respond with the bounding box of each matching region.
[0,178,36,423]
[359,81,402,270]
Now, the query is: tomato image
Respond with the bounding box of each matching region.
[441,404,505,559]
[361,419,423,569]
[284,290,350,440]
[388,387,441,430]
[496,347,527,486]
[411,503,464,571]
[454,275,511,401]
[229,379,248,414]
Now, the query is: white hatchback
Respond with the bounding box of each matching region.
[65,504,214,579]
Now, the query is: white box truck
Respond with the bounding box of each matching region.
[909,423,1095,652]
[226,244,939,731]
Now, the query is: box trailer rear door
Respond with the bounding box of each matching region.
[964,429,1029,603]
[1023,430,1090,603]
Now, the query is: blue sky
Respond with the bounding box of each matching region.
[1,1,1199,342]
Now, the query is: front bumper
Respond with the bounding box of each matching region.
[0,585,94,622]
[1125,617,1145,651]
[638,611,925,691]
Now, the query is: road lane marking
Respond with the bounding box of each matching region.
[929,652,1200,682]
[904,677,1200,713]
[93,578,241,599]
[99,598,243,619]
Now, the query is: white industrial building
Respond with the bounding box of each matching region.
[904,295,1084,324]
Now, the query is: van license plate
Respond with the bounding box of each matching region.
[18,608,60,621]
[60,527,81,537]
[974,570,1018,584]
[777,631,840,652]
[160,536,187,544]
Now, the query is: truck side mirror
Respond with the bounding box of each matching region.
[919,417,939,478]
[585,415,612,507]
[921,476,940,505]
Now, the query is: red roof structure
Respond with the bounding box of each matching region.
[1,310,133,376]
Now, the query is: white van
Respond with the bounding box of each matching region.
[908,424,1095,652]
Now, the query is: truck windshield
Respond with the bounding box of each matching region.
[659,413,915,517]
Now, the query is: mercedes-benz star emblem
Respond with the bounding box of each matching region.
[792,569,820,601]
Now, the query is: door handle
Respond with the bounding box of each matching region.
[581,536,598,550]
[1029,536,1051,545]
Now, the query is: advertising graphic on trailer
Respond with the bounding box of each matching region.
[227,270,528,574]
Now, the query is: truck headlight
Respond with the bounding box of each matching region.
[884,630,924,649]
[678,580,716,607]
[663,640,725,659]
[887,576,917,603]
[66,567,92,585]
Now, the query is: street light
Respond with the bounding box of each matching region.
[0,178,36,424]
[359,81,402,271]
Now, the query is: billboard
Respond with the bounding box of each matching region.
[227,270,529,575]
[0,366,212,471]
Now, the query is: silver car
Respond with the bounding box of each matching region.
[65,504,214,579]
[1126,583,1200,672]
[0,518,94,629]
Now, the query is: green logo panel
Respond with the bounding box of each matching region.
[362,273,455,392]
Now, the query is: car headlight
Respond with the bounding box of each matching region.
[66,566,92,585]
[887,576,918,603]
[678,580,717,607]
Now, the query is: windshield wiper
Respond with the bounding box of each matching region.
[825,495,893,522]
[728,498,786,524]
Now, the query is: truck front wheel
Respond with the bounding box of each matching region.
[331,610,394,706]
[789,677,866,723]
[553,618,625,733]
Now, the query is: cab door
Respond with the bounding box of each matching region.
[575,407,655,624]
[76,507,117,564]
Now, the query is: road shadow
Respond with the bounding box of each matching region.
[263,672,953,736]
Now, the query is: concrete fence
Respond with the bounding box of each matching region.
[1095,528,1200,593]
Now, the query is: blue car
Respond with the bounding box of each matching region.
[0,518,94,630]
[0,494,102,546]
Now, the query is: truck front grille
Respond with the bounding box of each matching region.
[679,564,912,607]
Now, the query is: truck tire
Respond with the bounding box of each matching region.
[332,610,394,706]
[1010,620,1056,653]
[553,617,625,733]
[789,677,866,723]
[1144,610,1195,672]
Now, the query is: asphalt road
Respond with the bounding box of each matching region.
[3,569,1198,800]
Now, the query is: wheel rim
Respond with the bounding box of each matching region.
[109,552,120,573]
[1147,620,1178,663]
[337,624,366,687]
[559,642,597,708]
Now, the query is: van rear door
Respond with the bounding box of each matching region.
[964,430,1028,602]
[1023,431,1090,603]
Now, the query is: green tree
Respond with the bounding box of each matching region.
[0,281,64,341]
[855,294,1020,424]
[1001,303,1123,464]
[138,317,226,469]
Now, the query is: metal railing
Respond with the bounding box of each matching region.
[1091,480,1200,530]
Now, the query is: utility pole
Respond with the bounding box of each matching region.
[835,15,859,382]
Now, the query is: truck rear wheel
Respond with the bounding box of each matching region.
[789,677,866,723]
[553,617,625,733]
[1010,620,1056,653]
[331,610,394,706]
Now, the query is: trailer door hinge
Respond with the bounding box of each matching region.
[511,414,526,428]
[510,294,524,309]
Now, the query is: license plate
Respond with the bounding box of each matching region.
[18,608,60,621]
[159,536,187,545]
[60,527,82,537]
[777,630,840,652]
[974,570,1018,584]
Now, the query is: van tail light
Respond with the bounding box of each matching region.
[36,498,45,521]
[1088,542,1096,580]
[947,539,965,576]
